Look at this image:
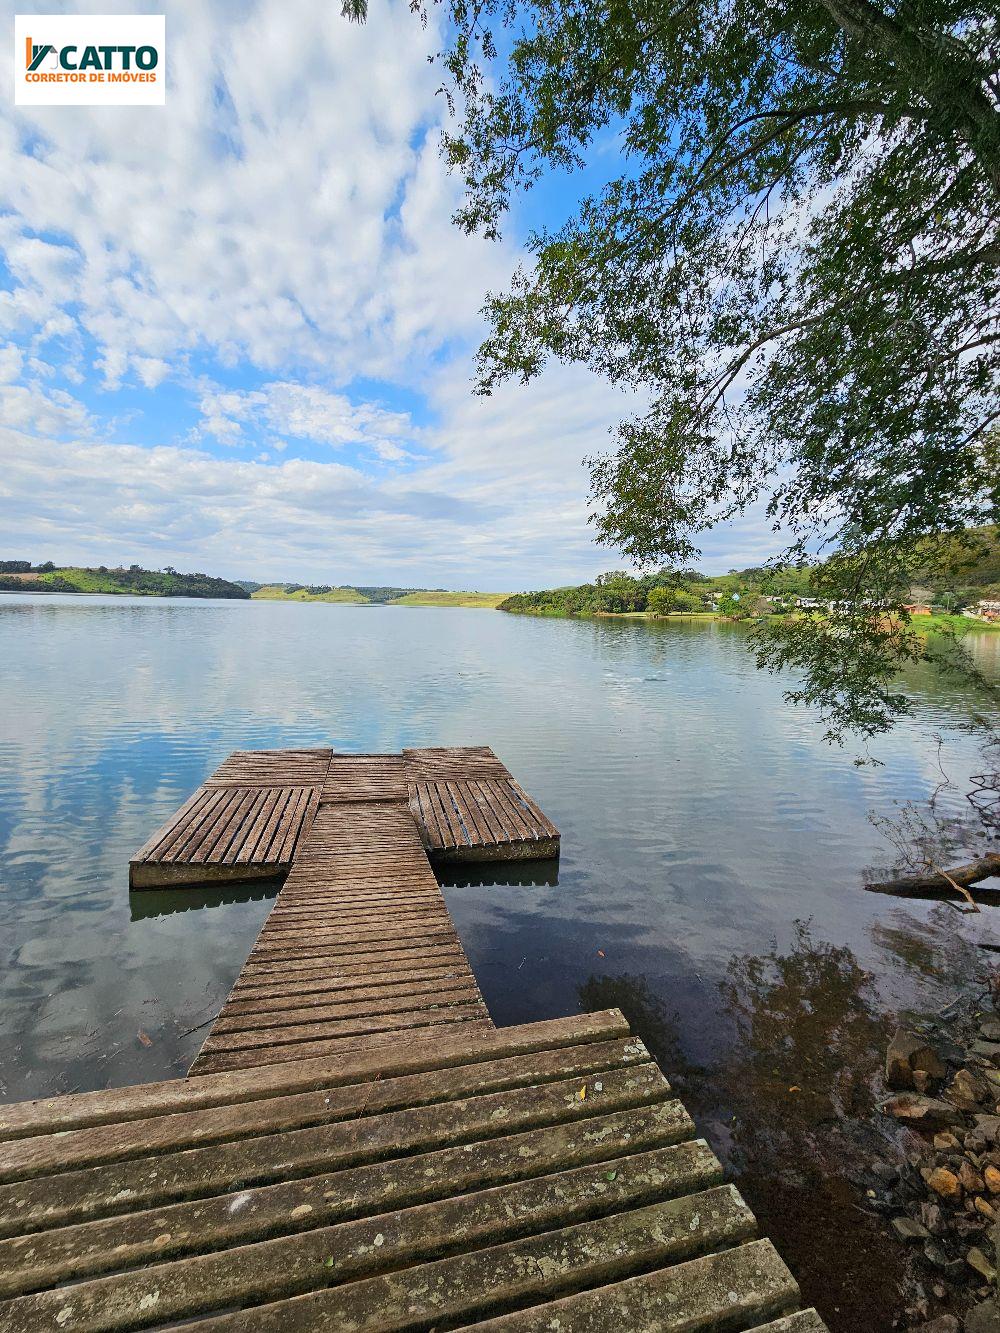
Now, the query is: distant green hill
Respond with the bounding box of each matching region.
[0,562,249,600]
[251,584,369,604]
[250,584,508,608]
[389,590,510,608]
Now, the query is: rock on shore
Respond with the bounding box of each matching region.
[878,996,1000,1330]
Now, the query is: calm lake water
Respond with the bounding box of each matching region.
[1,594,998,1329]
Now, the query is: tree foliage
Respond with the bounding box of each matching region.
[351,0,999,739]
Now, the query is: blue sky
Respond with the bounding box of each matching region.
[0,0,781,589]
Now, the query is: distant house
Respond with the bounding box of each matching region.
[976,599,1000,622]
[902,603,932,615]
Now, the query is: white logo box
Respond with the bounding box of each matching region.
[14,14,165,106]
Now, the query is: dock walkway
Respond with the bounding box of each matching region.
[0,746,828,1332]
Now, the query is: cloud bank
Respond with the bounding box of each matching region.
[0,0,776,587]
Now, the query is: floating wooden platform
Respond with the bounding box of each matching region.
[0,747,829,1331]
[130,747,558,888]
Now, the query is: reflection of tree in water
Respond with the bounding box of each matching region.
[870,902,988,994]
[577,931,934,1330]
[577,972,703,1094]
[717,921,907,1332]
[722,920,888,1137]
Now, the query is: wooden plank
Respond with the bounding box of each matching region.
[246,938,460,967]
[408,782,444,849]
[0,1065,672,1235]
[322,755,410,804]
[427,781,461,848]
[131,746,557,885]
[197,1002,489,1055]
[254,911,454,938]
[234,787,285,864]
[256,786,299,862]
[130,786,213,863]
[220,982,484,1021]
[156,787,232,862]
[404,745,511,781]
[448,779,492,846]
[270,786,306,863]
[508,778,559,837]
[0,1012,633,1140]
[478,779,519,842]
[191,1017,496,1075]
[181,1189,755,1333]
[747,1316,831,1333]
[467,777,510,844]
[283,786,321,861]
[235,944,467,976]
[187,787,259,864]
[249,921,457,951]
[490,779,538,839]
[220,788,270,864]
[265,900,445,922]
[0,1165,738,1331]
[224,979,472,1011]
[0,1040,648,1185]
[211,990,483,1034]
[262,901,451,925]
[205,750,332,787]
[440,780,473,846]
[455,1240,802,1332]
[0,1106,704,1299]
[227,963,473,1002]
[254,917,449,939]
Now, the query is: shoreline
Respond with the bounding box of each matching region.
[503,606,1000,632]
[4,588,999,632]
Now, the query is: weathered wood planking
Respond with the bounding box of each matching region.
[186,800,489,1075]
[129,785,320,888]
[0,1010,828,1332]
[130,745,559,887]
[321,754,410,804]
[410,778,559,861]
[404,745,512,780]
[204,749,333,787]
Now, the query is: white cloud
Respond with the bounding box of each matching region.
[0,0,513,389]
[0,424,505,580]
[195,381,415,459]
[0,0,785,582]
[0,382,90,436]
[0,342,23,383]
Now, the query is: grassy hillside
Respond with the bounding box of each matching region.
[0,564,249,599]
[910,525,1000,602]
[251,584,368,604]
[389,591,510,608]
[249,584,508,608]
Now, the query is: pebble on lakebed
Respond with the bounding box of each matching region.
[875,991,1000,1331]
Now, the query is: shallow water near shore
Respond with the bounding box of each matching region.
[1,593,998,1329]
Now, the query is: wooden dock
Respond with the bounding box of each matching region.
[129,747,559,888]
[0,746,829,1332]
